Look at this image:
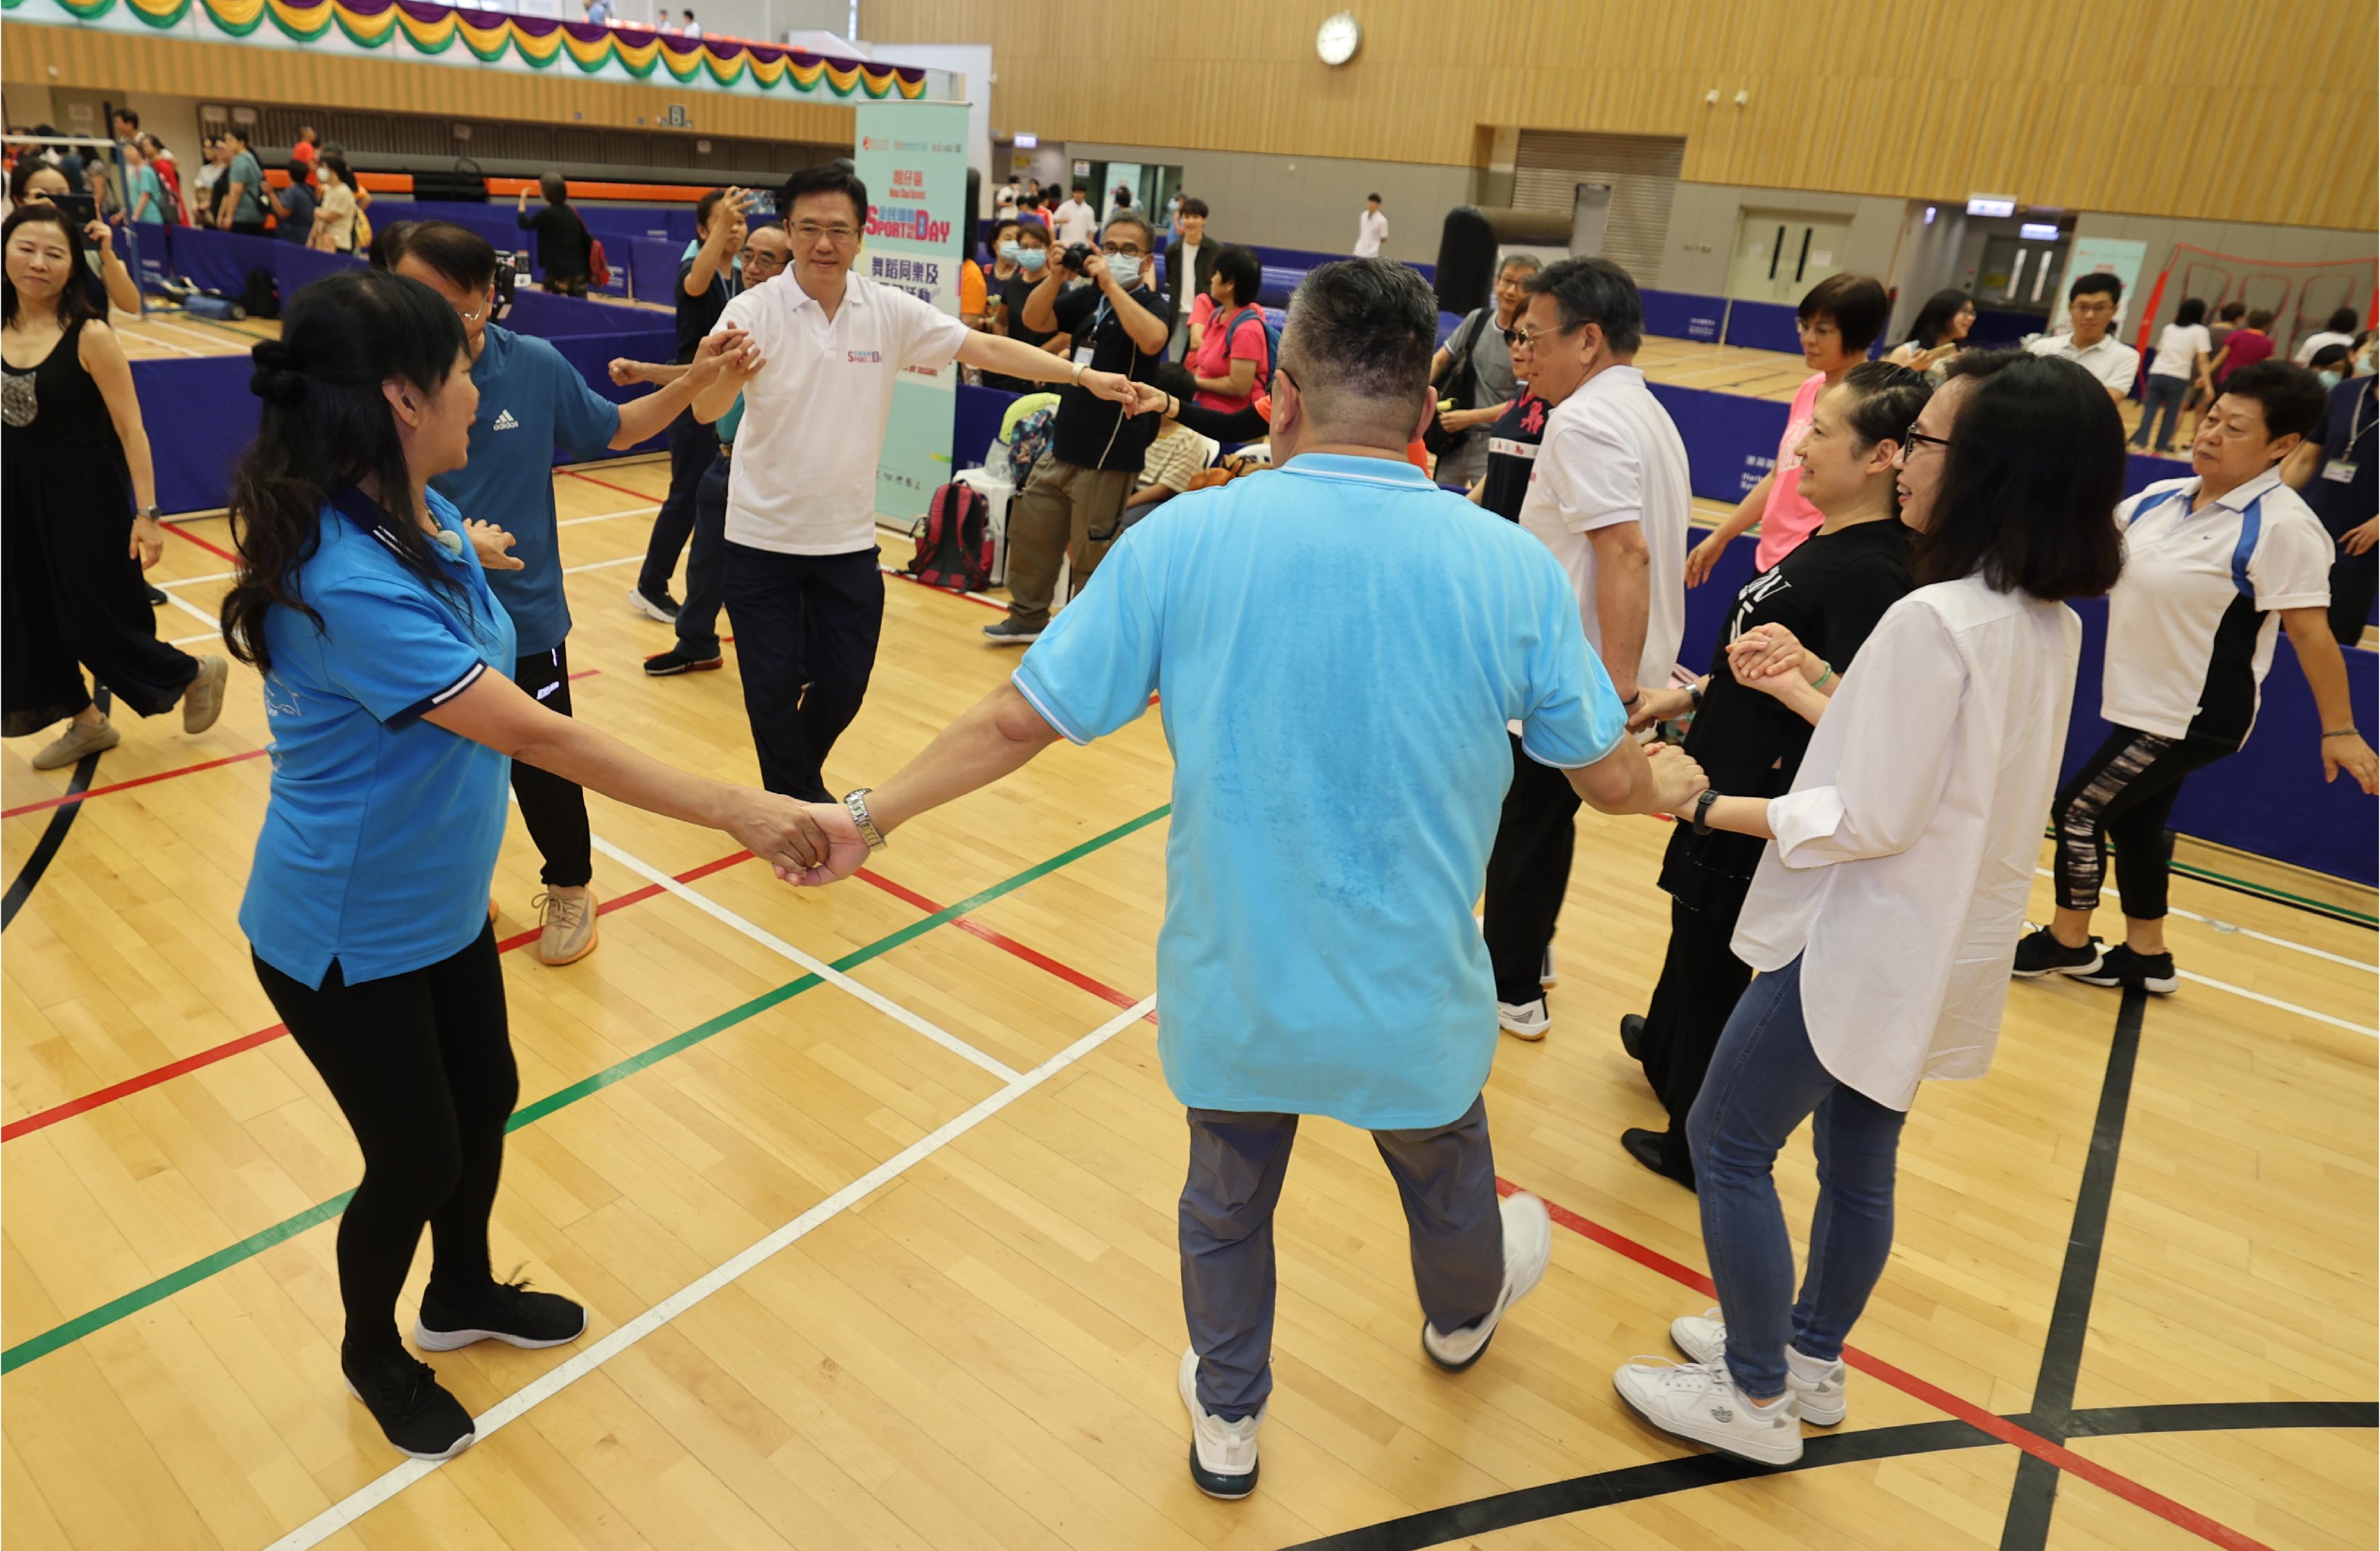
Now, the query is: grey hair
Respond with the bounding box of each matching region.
[1523,257,1644,354]
[1280,259,1439,431]
[1498,253,1543,278]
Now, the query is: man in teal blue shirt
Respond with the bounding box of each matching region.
[779,261,1708,1500]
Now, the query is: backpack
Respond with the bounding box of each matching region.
[588,237,610,290]
[1221,304,1278,381]
[1004,404,1056,487]
[1423,308,1488,458]
[904,481,993,593]
[240,268,281,321]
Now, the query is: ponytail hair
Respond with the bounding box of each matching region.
[221,269,469,672]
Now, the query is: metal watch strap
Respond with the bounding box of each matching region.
[841,788,888,853]
[1691,788,1720,835]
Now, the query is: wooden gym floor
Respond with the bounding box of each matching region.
[5,456,2373,1549]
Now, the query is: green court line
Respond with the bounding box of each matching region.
[1,803,1170,1375]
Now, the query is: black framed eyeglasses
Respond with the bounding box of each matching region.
[1894,428,1952,465]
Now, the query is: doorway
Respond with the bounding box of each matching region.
[1728,211,1850,304]
[1976,233,2071,314]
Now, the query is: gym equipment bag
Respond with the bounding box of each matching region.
[904,481,993,594]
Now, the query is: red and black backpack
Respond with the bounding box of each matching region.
[903,481,994,593]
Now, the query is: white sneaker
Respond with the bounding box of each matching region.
[1497,997,1550,1041]
[1176,1347,1261,1499]
[1612,1355,1802,1467]
[1540,945,1559,988]
[1670,1309,1847,1425]
[1421,1192,1552,1371]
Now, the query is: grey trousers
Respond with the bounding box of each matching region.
[1180,1094,1505,1421]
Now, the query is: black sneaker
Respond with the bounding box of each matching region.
[627,585,681,623]
[414,1276,588,1352]
[2069,944,2179,995]
[982,618,1043,646]
[1619,1013,1647,1060]
[643,644,724,676]
[1622,1127,1696,1192]
[2011,926,2103,979]
[342,1347,475,1461]
[145,584,169,606]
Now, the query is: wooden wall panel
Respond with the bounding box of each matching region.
[0,22,856,145]
[864,0,2376,229]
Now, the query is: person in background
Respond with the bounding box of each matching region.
[109,108,138,146]
[2183,299,2247,438]
[630,185,749,627]
[1883,288,1973,381]
[994,176,1019,220]
[1109,183,1135,220]
[139,134,187,224]
[2015,362,2378,995]
[4,203,228,770]
[270,156,315,245]
[2308,342,2353,387]
[620,221,793,677]
[1483,256,1692,1039]
[1614,362,1932,1192]
[2025,272,2139,403]
[584,0,613,23]
[383,221,749,965]
[516,173,593,297]
[1688,274,1892,585]
[2204,307,2276,395]
[123,140,168,230]
[217,124,267,236]
[290,125,320,191]
[1464,320,1546,521]
[1052,183,1097,250]
[1185,245,1269,416]
[776,258,1706,1502]
[958,238,989,330]
[1429,253,1536,488]
[1112,362,1211,530]
[983,219,1060,391]
[190,134,224,226]
[1161,195,1215,357]
[2132,297,2212,454]
[2293,306,2358,366]
[8,159,140,314]
[317,141,373,222]
[1354,193,1388,258]
[681,7,702,35]
[223,268,826,1464]
[2282,361,2378,645]
[312,158,360,254]
[1615,352,2127,1469]
[983,210,1172,646]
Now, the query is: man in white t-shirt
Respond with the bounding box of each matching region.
[2027,272,2140,402]
[693,163,1140,800]
[995,178,1020,219]
[1484,256,1692,1041]
[1354,194,1388,258]
[1053,183,1098,249]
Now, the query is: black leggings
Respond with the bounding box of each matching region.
[2052,725,2235,920]
[252,922,518,1361]
[1480,732,1583,1006]
[510,644,593,888]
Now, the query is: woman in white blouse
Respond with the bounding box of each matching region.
[1611,351,2128,1467]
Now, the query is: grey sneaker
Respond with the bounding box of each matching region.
[982,618,1044,645]
[181,654,229,734]
[533,887,599,966]
[30,717,120,770]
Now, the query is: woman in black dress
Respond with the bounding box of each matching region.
[1615,361,1933,1189]
[516,173,592,297]
[3,204,227,769]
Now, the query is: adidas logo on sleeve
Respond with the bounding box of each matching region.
[491,409,521,432]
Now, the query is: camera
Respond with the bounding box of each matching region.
[1063,242,1097,273]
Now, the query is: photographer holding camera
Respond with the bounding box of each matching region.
[983,212,1173,645]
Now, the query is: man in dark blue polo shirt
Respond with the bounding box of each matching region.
[2286,364,2378,644]
[384,221,741,965]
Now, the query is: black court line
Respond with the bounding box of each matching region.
[1280,1402,2377,1550]
[1,688,111,932]
[1999,986,2146,1550]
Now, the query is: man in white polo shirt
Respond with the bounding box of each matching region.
[1484,256,1692,1042]
[693,162,1138,800]
[2027,272,2141,403]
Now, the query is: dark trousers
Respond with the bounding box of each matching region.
[675,451,731,657]
[1635,893,1756,1180]
[2052,724,2235,920]
[252,922,518,1362]
[1180,1096,1504,1421]
[2331,547,2377,647]
[720,542,884,801]
[509,644,593,888]
[637,409,714,601]
[1480,733,1582,1005]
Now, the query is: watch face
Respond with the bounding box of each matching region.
[1316,12,1360,65]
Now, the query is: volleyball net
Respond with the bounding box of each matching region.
[2131,243,2378,363]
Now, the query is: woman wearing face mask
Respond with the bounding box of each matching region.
[4,204,228,769]
[1614,350,2127,1467]
[223,268,829,1462]
[984,221,1056,391]
[1884,288,1974,383]
[976,217,1023,333]
[1613,362,1932,1190]
[1687,274,1893,587]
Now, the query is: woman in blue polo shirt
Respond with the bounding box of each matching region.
[222,270,825,1462]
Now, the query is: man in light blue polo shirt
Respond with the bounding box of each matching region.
[782,261,1708,1500]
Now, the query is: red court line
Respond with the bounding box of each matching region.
[879,566,1008,613]
[0,848,753,1143]
[1496,1180,2275,1551]
[855,866,1152,1017]
[559,468,670,505]
[2,747,270,819]
[160,520,240,564]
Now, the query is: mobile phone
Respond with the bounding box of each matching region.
[51,192,97,227]
[747,189,776,217]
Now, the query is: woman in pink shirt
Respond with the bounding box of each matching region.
[1186,245,1270,414]
[1687,274,1892,585]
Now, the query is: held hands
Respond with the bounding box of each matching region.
[1683,532,1728,589]
[1627,684,1695,733]
[1642,742,1709,816]
[2342,518,2378,558]
[1076,368,1143,408]
[1124,380,1172,417]
[130,513,164,570]
[464,519,524,571]
[2322,731,2380,795]
[772,801,869,886]
[1726,623,1807,688]
[691,326,762,390]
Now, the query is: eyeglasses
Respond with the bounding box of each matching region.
[1505,322,1575,350]
[1272,364,1301,399]
[791,221,860,246]
[1098,241,1147,258]
[1893,428,1952,465]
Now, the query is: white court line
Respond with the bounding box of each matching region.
[2033,867,2375,974]
[2172,971,2377,1038]
[559,503,659,528]
[157,588,222,635]
[260,992,1155,1551]
[560,554,642,575]
[588,834,1023,1083]
[139,315,249,352]
[156,569,238,587]
[123,333,203,359]
[168,629,221,646]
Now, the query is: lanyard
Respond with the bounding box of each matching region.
[2348,379,2375,455]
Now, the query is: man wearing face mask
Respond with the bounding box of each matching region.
[983,212,1173,644]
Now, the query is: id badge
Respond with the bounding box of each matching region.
[1073,344,1095,368]
[2323,460,2359,483]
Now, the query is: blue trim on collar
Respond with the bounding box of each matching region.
[2229,492,2265,597]
[2122,484,2191,528]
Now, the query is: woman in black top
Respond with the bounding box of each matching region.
[1616,361,1932,1189]
[984,221,1057,391]
[516,173,592,297]
[2,205,228,769]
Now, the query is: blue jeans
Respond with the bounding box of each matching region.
[2131,372,2190,450]
[1687,953,1906,1398]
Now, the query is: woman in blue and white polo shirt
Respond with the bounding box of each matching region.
[221,270,825,1463]
[2014,361,2378,994]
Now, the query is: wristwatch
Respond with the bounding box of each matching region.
[1690,789,1721,835]
[137,505,162,522]
[841,788,888,853]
